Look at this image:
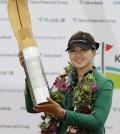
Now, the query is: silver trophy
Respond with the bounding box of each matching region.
[8,0,50,105]
[22,47,50,105]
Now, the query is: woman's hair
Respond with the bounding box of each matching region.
[70,31,95,44]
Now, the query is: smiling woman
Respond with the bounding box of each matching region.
[66,31,98,77]
[19,31,114,134]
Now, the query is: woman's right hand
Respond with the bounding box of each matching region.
[18,52,24,68]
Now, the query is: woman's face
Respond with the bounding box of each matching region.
[68,46,96,70]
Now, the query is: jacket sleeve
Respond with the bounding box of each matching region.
[64,79,114,130]
[24,79,37,113]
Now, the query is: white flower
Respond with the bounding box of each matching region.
[67,126,77,133]
[70,127,77,133]
[51,86,58,92]
[66,76,71,86]
[65,76,69,83]
[66,126,71,132]
[74,106,77,111]
[61,69,67,75]
[45,116,51,124]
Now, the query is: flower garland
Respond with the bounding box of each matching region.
[39,63,98,134]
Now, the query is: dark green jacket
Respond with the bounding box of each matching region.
[24,68,114,134]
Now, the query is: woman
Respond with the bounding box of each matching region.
[19,31,114,134]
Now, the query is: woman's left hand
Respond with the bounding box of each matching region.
[33,97,64,117]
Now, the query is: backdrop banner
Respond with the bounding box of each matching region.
[0,0,120,134]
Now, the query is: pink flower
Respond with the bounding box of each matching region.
[60,74,67,78]
[41,129,49,134]
[80,83,84,87]
[54,77,60,88]
[60,81,68,91]
[82,106,91,114]
[49,122,58,132]
[92,83,97,91]
[60,87,68,91]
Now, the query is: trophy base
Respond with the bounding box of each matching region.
[33,87,50,105]
[37,102,50,106]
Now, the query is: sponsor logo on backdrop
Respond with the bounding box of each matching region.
[45,71,60,76]
[0,71,14,76]
[113,1,120,5]
[78,0,103,5]
[72,18,116,23]
[40,53,62,58]
[0,124,30,129]
[0,106,11,111]
[0,18,8,21]
[38,17,65,23]
[97,42,120,89]
[0,35,11,39]
[40,53,62,76]
[20,106,26,111]
[28,0,68,5]
[0,89,23,93]
[112,107,120,112]
[115,55,120,62]
[0,53,18,57]
[105,125,113,130]
[35,35,66,40]
[0,0,7,4]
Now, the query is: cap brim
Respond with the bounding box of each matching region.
[95,42,99,50]
[65,44,91,51]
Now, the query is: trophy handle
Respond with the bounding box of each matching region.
[7,0,50,105]
[7,0,33,44]
[7,0,36,50]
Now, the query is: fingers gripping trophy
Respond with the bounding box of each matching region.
[7,0,50,105]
